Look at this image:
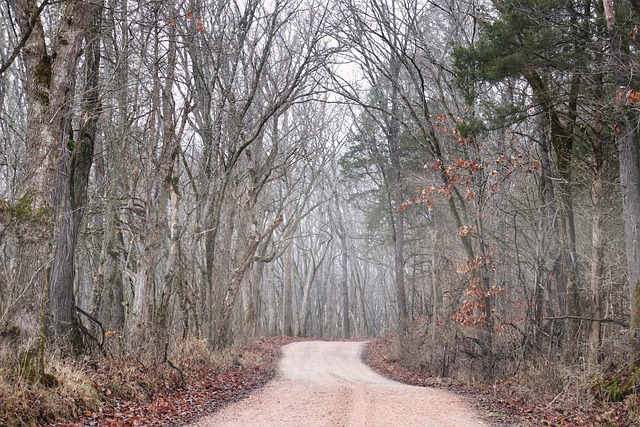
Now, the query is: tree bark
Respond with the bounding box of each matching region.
[388,52,408,336]
[588,73,606,365]
[214,216,283,348]
[7,0,100,350]
[333,190,351,338]
[48,4,102,350]
[604,0,640,365]
[283,241,294,337]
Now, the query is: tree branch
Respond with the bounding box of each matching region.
[75,305,105,348]
[0,0,50,76]
[545,316,629,328]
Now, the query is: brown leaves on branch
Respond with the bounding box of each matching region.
[456,226,476,237]
[452,248,504,328]
[162,12,206,32]
[403,116,538,215]
[431,114,471,146]
[616,87,640,106]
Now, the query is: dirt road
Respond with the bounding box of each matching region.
[191,341,487,427]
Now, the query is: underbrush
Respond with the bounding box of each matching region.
[365,318,640,426]
[0,356,101,427]
[0,337,288,427]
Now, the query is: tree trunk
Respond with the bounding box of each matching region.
[388,53,408,336]
[334,190,350,338]
[618,105,640,366]
[588,127,605,365]
[127,2,179,347]
[296,254,314,337]
[604,0,640,365]
[8,0,100,351]
[48,5,102,350]
[283,242,294,337]
[353,264,370,337]
[157,3,181,339]
[214,216,283,348]
[526,72,573,351]
[587,73,607,365]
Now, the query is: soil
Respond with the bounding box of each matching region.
[191,341,488,427]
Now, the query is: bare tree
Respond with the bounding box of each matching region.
[4,0,101,356]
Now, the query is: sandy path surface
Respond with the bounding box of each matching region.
[191,341,487,427]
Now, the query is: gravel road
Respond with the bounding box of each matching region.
[191,341,487,427]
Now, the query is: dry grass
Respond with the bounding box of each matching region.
[173,338,242,372]
[0,337,274,426]
[0,356,101,427]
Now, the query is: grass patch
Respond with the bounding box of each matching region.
[0,356,100,427]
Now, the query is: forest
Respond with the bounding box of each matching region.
[1,0,640,425]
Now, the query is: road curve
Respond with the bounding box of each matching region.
[191,341,487,427]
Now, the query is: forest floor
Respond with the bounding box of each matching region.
[8,336,631,426]
[363,338,637,427]
[42,338,293,427]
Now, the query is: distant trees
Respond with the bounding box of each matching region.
[336,0,424,337]
[0,0,350,358]
[336,0,507,372]
[334,0,635,380]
